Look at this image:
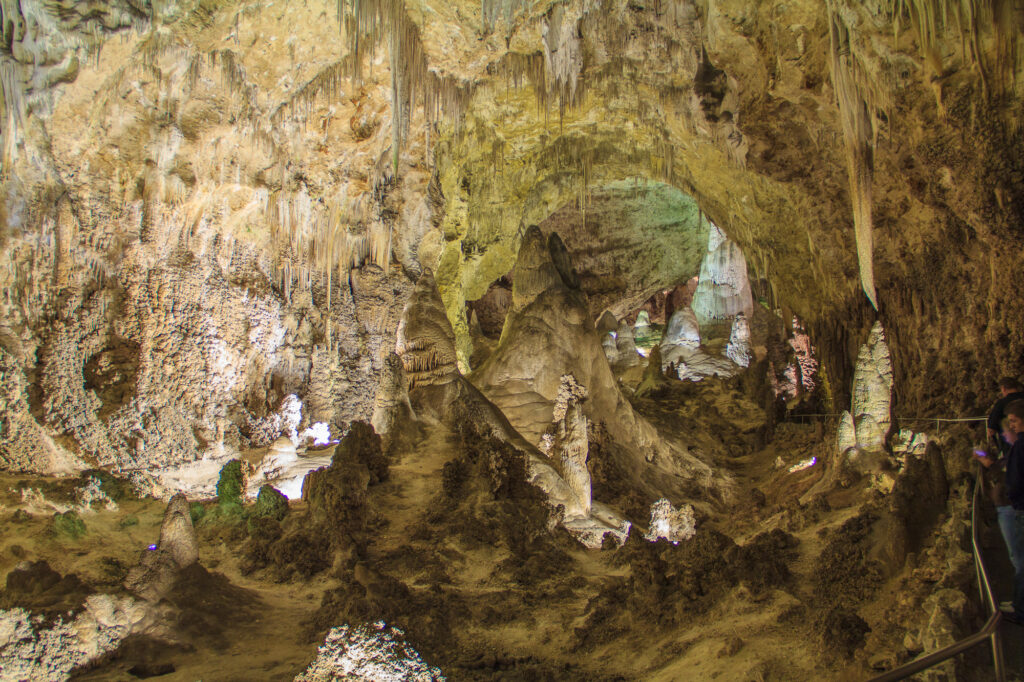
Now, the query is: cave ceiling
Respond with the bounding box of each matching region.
[1,0,1023,427]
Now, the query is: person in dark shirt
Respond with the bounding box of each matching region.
[988,378,1024,454]
[974,418,1018,571]
[1001,400,1024,624]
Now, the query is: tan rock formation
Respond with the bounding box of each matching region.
[691,225,754,338]
[472,226,724,499]
[850,321,893,455]
[370,352,416,439]
[644,498,697,544]
[124,493,198,603]
[396,269,459,387]
[635,345,671,400]
[0,346,83,474]
[546,375,591,518]
[596,310,620,336]
[633,310,652,338]
[725,313,752,368]
[614,322,642,370]
[660,306,702,369]
[601,330,620,366]
[396,267,629,543]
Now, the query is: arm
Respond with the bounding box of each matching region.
[988,399,1005,434]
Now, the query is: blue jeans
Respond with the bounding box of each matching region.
[997,506,1024,574]
[1004,507,1024,612]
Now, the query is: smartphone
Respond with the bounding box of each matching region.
[973,449,987,457]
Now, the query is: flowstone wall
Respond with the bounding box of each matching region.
[2,218,411,472]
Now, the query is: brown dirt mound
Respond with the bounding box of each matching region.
[0,560,93,624]
[576,526,799,650]
[814,511,884,605]
[241,421,389,579]
[818,607,871,659]
[164,563,264,648]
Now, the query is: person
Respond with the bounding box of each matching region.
[987,378,1024,454]
[974,418,1020,577]
[999,399,1024,624]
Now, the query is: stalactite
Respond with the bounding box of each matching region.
[826,3,887,310]
[481,0,529,33]
[270,60,349,125]
[337,0,475,159]
[890,0,1020,98]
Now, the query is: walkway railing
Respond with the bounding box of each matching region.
[869,462,1005,681]
[776,411,1007,677]
[779,413,989,428]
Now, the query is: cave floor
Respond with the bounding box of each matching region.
[0,377,1003,680]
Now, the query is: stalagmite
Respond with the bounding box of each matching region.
[635,345,670,399]
[836,411,857,456]
[644,498,696,544]
[614,321,642,369]
[661,306,701,354]
[835,321,894,479]
[633,310,652,338]
[850,321,893,453]
[124,493,199,603]
[691,225,754,336]
[370,352,415,438]
[547,374,591,518]
[725,312,751,367]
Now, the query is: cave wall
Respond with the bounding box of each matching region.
[421,0,1024,414]
[0,0,420,472]
[1,0,1023,472]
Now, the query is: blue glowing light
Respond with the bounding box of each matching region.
[147,544,158,551]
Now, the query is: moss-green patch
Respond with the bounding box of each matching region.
[189,501,207,525]
[52,510,86,539]
[251,485,289,522]
[216,460,244,512]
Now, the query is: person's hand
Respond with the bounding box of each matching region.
[972,449,993,468]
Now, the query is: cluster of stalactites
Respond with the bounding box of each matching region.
[889,0,1021,98]
[482,0,529,33]
[825,0,1019,310]
[336,0,474,162]
[265,187,395,313]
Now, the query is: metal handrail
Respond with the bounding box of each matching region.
[778,413,988,423]
[869,464,1005,681]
